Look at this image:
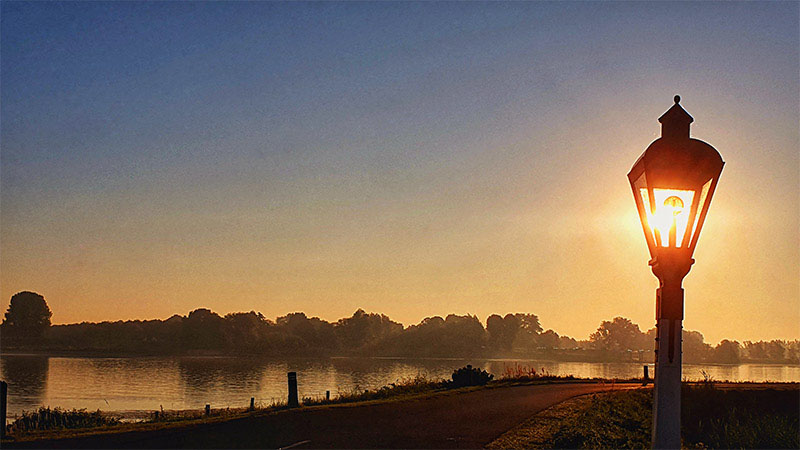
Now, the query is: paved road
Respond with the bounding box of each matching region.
[9,382,639,449]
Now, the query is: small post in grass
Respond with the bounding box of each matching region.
[250,397,255,411]
[325,390,330,401]
[643,365,650,385]
[1,381,7,439]
[205,404,210,416]
[288,372,299,407]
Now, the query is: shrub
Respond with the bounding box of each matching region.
[447,364,493,388]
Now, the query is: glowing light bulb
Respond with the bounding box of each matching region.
[639,189,695,247]
[663,196,684,215]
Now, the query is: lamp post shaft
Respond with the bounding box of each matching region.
[652,280,684,449]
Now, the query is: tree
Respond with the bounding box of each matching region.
[223,311,271,352]
[590,317,647,352]
[683,330,711,363]
[486,313,542,353]
[181,308,225,351]
[277,312,338,353]
[712,339,741,363]
[2,291,52,340]
[486,314,516,352]
[334,309,402,350]
[515,313,542,335]
[538,329,560,349]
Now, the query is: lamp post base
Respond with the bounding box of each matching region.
[652,317,682,449]
[649,253,691,449]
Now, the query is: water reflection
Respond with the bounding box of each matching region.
[177,357,272,408]
[0,355,49,416]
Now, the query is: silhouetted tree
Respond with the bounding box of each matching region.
[335,309,402,351]
[382,314,485,357]
[486,313,541,353]
[441,314,485,356]
[766,340,788,362]
[712,339,741,363]
[2,291,52,341]
[510,313,543,351]
[181,308,225,351]
[558,334,578,349]
[384,316,445,356]
[538,329,560,349]
[590,317,647,352]
[683,330,712,363]
[223,311,272,353]
[486,314,516,352]
[277,312,338,353]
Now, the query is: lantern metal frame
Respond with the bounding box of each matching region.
[628,97,724,261]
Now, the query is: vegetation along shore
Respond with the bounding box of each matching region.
[3,292,797,363]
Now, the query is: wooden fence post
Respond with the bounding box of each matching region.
[1,381,7,439]
[325,390,330,401]
[205,404,210,416]
[287,372,299,407]
[250,397,255,411]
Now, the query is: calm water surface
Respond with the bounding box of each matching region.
[1,355,798,418]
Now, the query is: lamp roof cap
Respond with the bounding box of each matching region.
[658,95,694,125]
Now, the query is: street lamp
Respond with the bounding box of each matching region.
[627,96,724,449]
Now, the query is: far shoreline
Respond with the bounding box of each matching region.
[2,350,798,367]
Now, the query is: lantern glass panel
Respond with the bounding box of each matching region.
[689,178,713,242]
[630,171,656,253]
[639,188,695,248]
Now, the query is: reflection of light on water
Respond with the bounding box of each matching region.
[1,356,798,417]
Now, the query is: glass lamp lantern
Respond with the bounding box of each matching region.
[628,96,724,261]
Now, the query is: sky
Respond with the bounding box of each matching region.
[1,2,798,344]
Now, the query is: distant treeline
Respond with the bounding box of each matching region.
[1,291,798,364]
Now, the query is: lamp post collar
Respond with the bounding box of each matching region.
[658,95,693,140]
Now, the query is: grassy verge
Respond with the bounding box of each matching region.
[487,383,799,449]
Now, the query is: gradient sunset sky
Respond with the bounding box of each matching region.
[2,2,797,344]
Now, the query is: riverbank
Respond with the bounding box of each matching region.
[4,380,797,448]
[2,373,613,438]
[3,349,796,365]
[2,381,641,448]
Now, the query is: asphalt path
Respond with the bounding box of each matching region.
[9,382,639,449]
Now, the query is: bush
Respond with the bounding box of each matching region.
[447,364,493,388]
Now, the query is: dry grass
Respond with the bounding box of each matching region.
[498,363,580,384]
[7,407,121,435]
[303,374,446,406]
[487,394,596,449]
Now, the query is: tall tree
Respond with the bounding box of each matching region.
[713,339,741,363]
[590,317,647,352]
[2,291,52,340]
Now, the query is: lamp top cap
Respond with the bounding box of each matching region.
[658,94,694,125]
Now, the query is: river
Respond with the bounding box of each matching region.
[1,355,798,418]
